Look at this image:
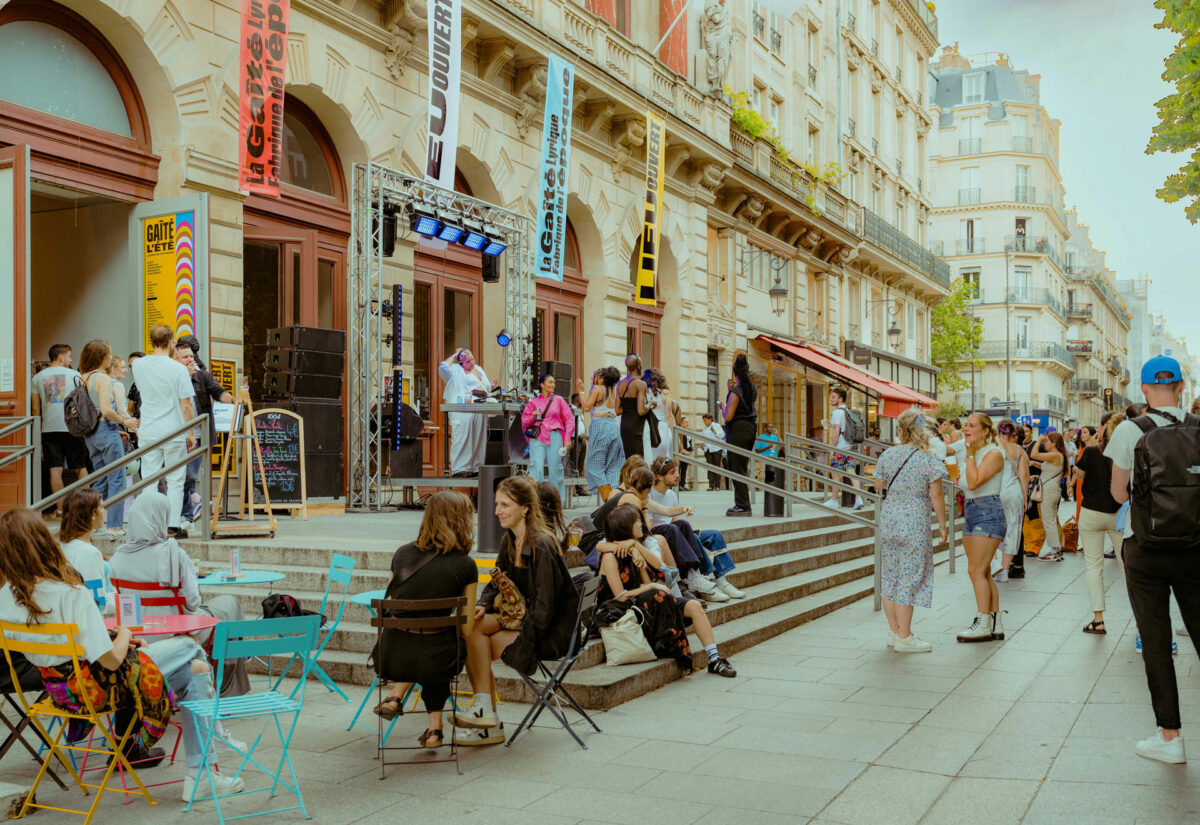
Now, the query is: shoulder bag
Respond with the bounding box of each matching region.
[600,605,656,665]
[489,568,526,630]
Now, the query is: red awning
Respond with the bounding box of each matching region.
[757,335,935,417]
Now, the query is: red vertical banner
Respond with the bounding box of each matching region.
[238,0,290,196]
[587,0,617,26]
[659,0,688,75]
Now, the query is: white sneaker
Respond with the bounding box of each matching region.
[450,698,498,729]
[1037,548,1058,560]
[456,721,505,746]
[957,613,996,643]
[894,634,933,653]
[821,498,839,509]
[886,631,897,649]
[993,568,1009,582]
[687,574,718,595]
[1179,626,1190,637]
[716,581,747,599]
[700,587,730,603]
[219,733,248,754]
[183,770,246,801]
[853,497,865,511]
[1135,729,1186,764]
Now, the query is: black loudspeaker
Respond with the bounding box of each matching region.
[485,416,508,465]
[373,206,397,258]
[264,349,344,376]
[263,372,342,399]
[482,253,500,283]
[267,398,344,453]
[305,452,345,498]
[540,360,572,396]
[387,439,423,478]
[267,326,346,353]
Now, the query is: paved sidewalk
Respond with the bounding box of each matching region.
[5,544,1198,824]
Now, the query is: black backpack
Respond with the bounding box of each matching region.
[63,375,100,438]
[842,407,866,445]
[262,593,326,626]
[1131,409,1200,550]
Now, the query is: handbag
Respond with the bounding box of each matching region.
[1029,477,1043,503]
[599,606,656,665]
[490,568,526,631]
[1061,516,1079,553]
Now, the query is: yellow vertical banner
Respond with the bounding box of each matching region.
[141,211,196,352]
[635,111,666,306]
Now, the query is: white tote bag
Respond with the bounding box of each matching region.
[600,607,656,666]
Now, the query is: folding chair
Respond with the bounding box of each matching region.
[0,650,68,790]
[506,576,603,750]
[110,578,187,614]
[182,615,321,824]
[0,619,157,823]
[273,552,355,701]
[371,597,466,776]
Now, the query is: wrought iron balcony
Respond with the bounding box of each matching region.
[1109,355,1122,375]
[753,12,765,38]
[847,118,856,138]
[871,38,878,56]
[1066,339,1094,355]
[1007,288,1064,318]
[872,137,879,155]
[978,340,1075,370]
[955,238,985,255]
[958,187,981,205]
[770,29,782,54]
[1004,235,1062,269]
[1122,367,1131,382]
[809,64,818,85]
[1069,378,1100,395]
[846,12,856,31]
[895,159,903,178]
[1067,303,1093,321]
[959,138,981,155]
[860,207,951,289]
[1046,394,1066,414]
[895,66,903,84]
[1013,136,1033,153]
[1014,185,1036,203]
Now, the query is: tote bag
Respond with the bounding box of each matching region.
[600,607,656,666]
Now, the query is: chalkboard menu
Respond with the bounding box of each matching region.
[249,409,306,507]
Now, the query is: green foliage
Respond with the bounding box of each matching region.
[931,279,983,395]
[934,399,967,420]
[727,89,779,143]
[1147,0,1200,222]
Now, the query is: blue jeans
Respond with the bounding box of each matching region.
[85,421,125,529]
[145,636,217,772]
[699,529,736,578]
[529,430,565,499]
[182,455,202,520]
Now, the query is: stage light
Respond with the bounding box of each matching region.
[497,328,511,347]
[409,206,440,237]
[436,221,464,243]
[483,239,507,256]
[461,229,487,250]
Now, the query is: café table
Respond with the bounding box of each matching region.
[105,614,219,637]
[197,570,286,590]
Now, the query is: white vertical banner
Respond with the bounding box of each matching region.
[425,0,461,188]
[535,54,575,282]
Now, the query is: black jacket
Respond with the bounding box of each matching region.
[480,534,580,674]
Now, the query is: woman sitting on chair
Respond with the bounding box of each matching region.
[372,491,478,750]
[57,488,114,611]
[452,476,579,742]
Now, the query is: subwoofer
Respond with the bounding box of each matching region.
[539,360,572,397]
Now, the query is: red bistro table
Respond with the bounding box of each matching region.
[104,614,219,637]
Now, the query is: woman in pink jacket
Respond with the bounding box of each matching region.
[522,374,575,499]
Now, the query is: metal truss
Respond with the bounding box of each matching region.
[348,162,534,510]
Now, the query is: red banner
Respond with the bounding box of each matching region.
[238,0,290,196]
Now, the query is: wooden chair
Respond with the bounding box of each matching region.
[0,620,157,822]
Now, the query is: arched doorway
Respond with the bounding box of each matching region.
[534,221,585,385]
[627,237,665,366]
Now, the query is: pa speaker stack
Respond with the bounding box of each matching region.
[263,325,346,498]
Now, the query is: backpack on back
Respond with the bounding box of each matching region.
[63,376,100,438]
[1131,410,1200,550]
[842,407,866,445]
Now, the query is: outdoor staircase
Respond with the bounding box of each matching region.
[171,509,961,711]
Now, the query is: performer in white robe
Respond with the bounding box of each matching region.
[439,349,491,476]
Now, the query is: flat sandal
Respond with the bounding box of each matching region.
[418,729,444,748]
[1083,620,1107,635]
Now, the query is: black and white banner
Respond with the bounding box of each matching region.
[535,54,575,281]
[425,0,461,189]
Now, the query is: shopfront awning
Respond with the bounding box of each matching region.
[757,335,935,417]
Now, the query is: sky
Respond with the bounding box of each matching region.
[934,0,1200,353]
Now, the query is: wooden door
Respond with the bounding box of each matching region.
[0,145,30,510]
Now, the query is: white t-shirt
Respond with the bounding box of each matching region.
[831,405,850,450]
[131,355,193,441]
[1104,406,1187,539]
[32,366,82,433]
[648,487,678,528]
[61,539,114,613]
[929,435,948,461]
[0,581,112,667]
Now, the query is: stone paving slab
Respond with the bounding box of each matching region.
[5,505,1200,824]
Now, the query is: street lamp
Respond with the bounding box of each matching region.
[741,246,790,316]
[864,298,903,347]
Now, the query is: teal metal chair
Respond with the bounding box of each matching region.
[272,553,355,701]
[182,615,321,823]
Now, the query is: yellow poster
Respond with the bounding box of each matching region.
[142,211,196,351]
[209,358,237,476]
[635,112,666,306]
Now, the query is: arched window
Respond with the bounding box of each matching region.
[277,95,343,201]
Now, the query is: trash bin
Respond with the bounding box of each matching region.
[764,454,786,518]
[477,463,512,553]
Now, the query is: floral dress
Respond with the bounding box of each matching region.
[873,445,948,608]
[596,553,692,669]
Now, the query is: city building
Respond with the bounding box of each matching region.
[0,0,946,507]
[927,47,1076,430]
[1116,273,1152,401]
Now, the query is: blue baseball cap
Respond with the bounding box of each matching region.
[1140,355,1183,385]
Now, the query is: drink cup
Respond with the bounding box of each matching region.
[568,525,583,547]
[946,456,959,481]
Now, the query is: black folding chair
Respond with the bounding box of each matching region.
[507,576,603,750]
[370,597,467,776]
[0,651,68,791]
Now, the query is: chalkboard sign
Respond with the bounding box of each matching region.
[247,408,307,514]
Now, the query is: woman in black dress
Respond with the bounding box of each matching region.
[719,354,758,517]
[617,354,649,459]
[373,491,478,749]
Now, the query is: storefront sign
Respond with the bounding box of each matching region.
[635,112,667,306]
[237,0,290,195]
[851,346,872,367]
[535,54,575,282]
[425,0,461,189]
[141,212,195,352]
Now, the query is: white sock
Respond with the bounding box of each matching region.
[714,575,729,587]
[704,643,720,662]
[686,569,700,586]
[473,693,494,709]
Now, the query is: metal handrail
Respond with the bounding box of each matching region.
[31,415,212,541]
[0,417,41,503]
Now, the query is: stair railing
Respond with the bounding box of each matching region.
[0,416,42,505]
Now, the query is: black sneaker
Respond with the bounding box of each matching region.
[1007,566,1025,579]
[168,526,189,540]
[707,657,737,677]
[1104,550,1116,559]
[725,506,753,517]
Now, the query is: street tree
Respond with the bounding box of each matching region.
[1147,0,1200,222]
[931,278,983,396]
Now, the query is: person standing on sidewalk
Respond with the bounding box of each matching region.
[873,410,948,653]
[718,354,757,517]
[31,344,90,511]
[1106,355,1200,764]
[78,340,137,538]
[822,386,865,511]
[700,413,726,491]
[995,420,1029,581]
[521,374,574,501]
[132,326,195,539]
[957,413,1007,643]
[1031,432,1068,561]
[1075,412,1124,636]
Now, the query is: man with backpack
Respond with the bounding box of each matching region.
[31,344,89,510]
[823,385,866,510]
[1105,354,1200,764]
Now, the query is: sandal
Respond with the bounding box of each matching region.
[417,729,444,748]
[1083,620,1107,635]
[373,697,403,719]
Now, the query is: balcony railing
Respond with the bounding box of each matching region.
[895,66,903,84]
[861,207,950,288]
[847,12,856,31]
[1066,340,1094,355]
[977,340,1075,370]
[1065,268,1128,324]
[809,64,818,85]
[958,187,981,205]
[872,137,879,155]
[871,38,878,56]
[895,159,903,178]
[753,11,765,38]
[956,238,985,255]
[1109,356,1123,375]
[1069,378,1101,395]
[1067,303,1093,321]
[1005,235,1063,270]
[1122,367,1131,382]
[1007,288,1064,318]
[770,29,782,54]
[1013,136,1033,153]
[1047,394,1066,414]
[1014,185,1036,203]
[959,138,981,155]
[847,118,856,138]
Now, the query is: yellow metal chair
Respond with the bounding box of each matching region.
[0,620,157,823]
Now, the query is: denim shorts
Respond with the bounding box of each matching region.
[964,495,1007,540]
